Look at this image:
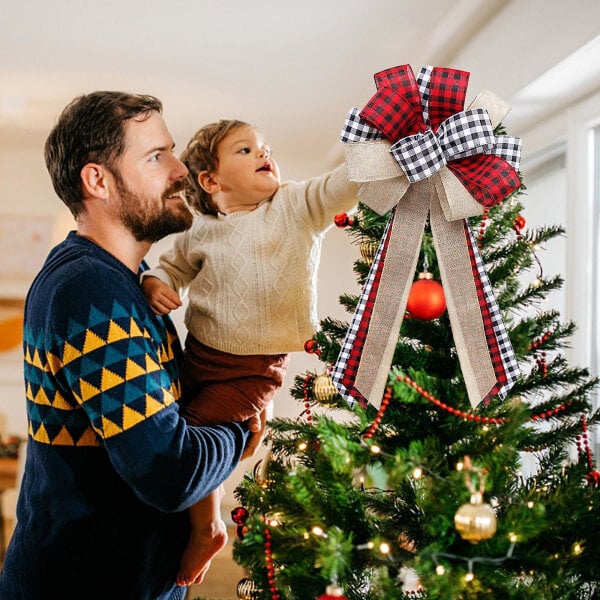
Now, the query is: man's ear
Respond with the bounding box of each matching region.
[80,163,110,200]
[197,171,220,194]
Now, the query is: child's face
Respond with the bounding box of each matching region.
[211,125,281,210]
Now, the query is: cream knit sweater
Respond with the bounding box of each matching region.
[146,164,359,355]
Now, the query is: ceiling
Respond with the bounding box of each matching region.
[0,0,507,177]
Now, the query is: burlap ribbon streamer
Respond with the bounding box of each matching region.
[332,65,521,410]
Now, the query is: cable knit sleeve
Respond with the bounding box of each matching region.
[292,163,360,232]
[141,225,201,294]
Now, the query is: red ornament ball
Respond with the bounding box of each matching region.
[317,584,349,599]
[514,214,526,230]
[231,506,249,525]
[586,470,600,486]
[334,212,353,228]
[406,274,446,320]
[304,339,319,354]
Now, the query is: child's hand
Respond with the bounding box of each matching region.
[141,276,183,315]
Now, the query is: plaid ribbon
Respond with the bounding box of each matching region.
[332,64,521,410]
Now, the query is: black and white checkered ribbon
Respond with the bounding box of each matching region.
[340,106,521,181]
[391,109,495,182]
[340,107,382,143]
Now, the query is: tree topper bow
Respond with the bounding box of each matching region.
[332,65,521,410]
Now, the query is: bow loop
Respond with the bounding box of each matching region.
[426,67,470,130]
[390,129,446,183]
[360,87,426,142]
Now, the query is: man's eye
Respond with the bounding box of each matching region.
[149,153,160,162]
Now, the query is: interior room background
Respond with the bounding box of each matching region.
[1,0,599,546]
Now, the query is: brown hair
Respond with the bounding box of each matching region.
[180,119,249,215]
[44,91,162,218]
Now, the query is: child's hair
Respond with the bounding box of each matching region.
[180,119,249,215]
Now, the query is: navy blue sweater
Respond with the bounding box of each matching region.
[0,232,249,599]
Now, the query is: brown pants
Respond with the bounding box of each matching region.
[180,333,290,426]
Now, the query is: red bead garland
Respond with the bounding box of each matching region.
[263,527,280,600]
[576,414,600,486]
[359,366,577,437]
[396,374,573,425]
[302,374,315,421]
[363,387,392,438]
[530,331,552,377]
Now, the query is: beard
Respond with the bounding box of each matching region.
[114,174,193,242]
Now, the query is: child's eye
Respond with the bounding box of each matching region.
[238,147,251,154]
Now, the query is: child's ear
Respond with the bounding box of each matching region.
[80,163,109,200]
[197,171,220,194]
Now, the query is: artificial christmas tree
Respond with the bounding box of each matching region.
[231,66,600,599]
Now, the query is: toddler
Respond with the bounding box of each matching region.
[142,119,358,586]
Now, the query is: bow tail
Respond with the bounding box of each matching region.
[429,175,519,407]
[463,222,520,403]
[332,181,430,409]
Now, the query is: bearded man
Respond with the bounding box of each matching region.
[0,92,264,600]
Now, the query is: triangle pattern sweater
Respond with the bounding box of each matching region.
[0,232,249,600]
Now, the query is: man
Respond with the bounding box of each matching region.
[0,92,264,600]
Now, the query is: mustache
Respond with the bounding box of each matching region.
[162,180,187,200]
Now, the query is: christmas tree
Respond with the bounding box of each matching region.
[229,66,600,600]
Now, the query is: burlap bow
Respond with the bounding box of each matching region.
[332,65,521,410]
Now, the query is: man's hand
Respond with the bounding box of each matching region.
[141,276,182,315]
[242,410,267,460]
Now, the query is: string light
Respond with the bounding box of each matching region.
[312,526,327,538]
[431,543,515,582]
[355,541,375,551]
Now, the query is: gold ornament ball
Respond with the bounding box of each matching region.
[237,577,260,599]
[312,372,338,402]
[454,492,497,543]
[359,240,379,265]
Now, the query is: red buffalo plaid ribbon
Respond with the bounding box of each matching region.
[332,65,521,410]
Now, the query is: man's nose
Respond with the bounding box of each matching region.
[171,156,188,179]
